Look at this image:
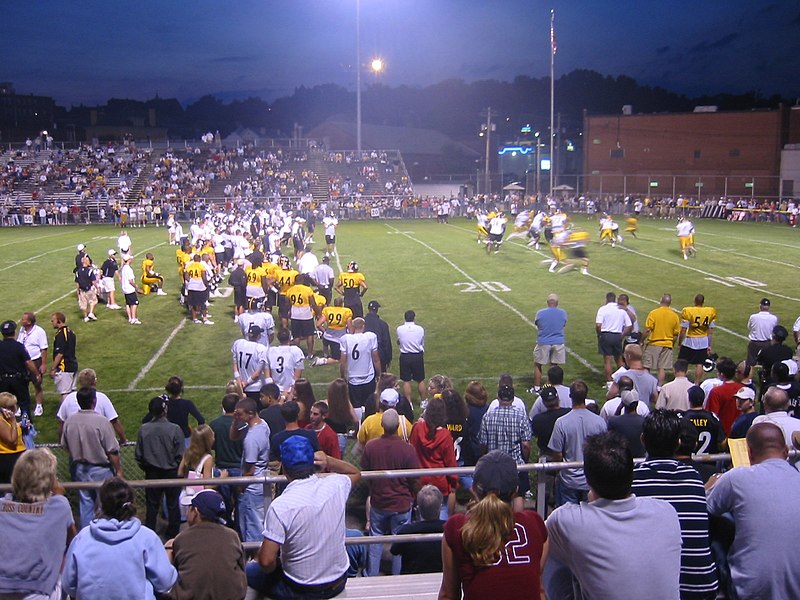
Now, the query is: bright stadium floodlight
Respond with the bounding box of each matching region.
[370,58,384,73]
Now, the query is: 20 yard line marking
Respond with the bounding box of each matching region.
[386,224,600,374]
[127,319,187,390]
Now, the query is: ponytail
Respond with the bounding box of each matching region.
[461,492,515,565]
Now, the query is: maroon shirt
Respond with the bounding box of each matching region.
[361,435,420,512]
[444,510,547,600]
[306,423,341,460]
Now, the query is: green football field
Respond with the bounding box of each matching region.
[1,215,798,444]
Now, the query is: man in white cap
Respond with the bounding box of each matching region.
[746,298,778,368]
[99,249,121,310]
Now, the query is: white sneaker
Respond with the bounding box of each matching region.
[87,313,97,321]
[131,319,142,325]
[156,290,167,296]
[203,319,214,325]
[548,262,557,273]
[33,404,43,417]
[581,268,589,275]
[84,316,91,322]
[193,319,202,324]
[313,357,328,366]
[233,315,239,323]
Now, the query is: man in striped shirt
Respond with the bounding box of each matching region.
[632,409,718,599]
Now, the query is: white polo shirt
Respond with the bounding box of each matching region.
[17,324,48,361]
[595,302,632,333]
[747,311,778,341]
[57,390,119,422]
[396,322,425,354]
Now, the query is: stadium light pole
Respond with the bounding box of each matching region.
[356,0,362,154]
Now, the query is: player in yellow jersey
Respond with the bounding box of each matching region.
[546,230,568,273]
[624,217,639,239]
[335,261,367,318]
[274,255,299,329]
[599,214,616,245]
[313,297,354,366]
[557,230,590,275]
[141,253,166,296]
[285,274,320,358]
[183,254,213,325]
[678,294,717,383]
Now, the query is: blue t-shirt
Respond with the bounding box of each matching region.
[535,307,567,345]
[242,420,271,494]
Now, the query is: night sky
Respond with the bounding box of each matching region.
[4,1,799,107]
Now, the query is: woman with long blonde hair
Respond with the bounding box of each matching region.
[439,451,547,600]
[178,424,216,480]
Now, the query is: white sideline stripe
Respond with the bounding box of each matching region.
[448,223,749,342]
[36,290,76,314]
[0,243,81,272]
[695,242,800,271]
[617,245,800,304]
[0,228,85,248]
[127,319,187,390]
[389,224,600,374]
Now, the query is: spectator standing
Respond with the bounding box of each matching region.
[706,423,800,599]
[705,358,743,436]
[547,380,607,505]
[61,387,122,528]
[633,410,718,600]
[608,390,647,458]
[755,325,793,385]
[56,368,127,443]
[685,385,726,455]
[136,397,184,539]
[642,293,681,386]
[729,387,758,439]
[0,320,41,418]
[607,343,660,407]
[752,387,800,449]
[463,380,488,462]
[16,312,47,416]
[209,392,244,528]
[361,409,421,576]
[410,396,457,519]
[0,393,26,484]
[396,310,427,406]
[532,293,567,390]
[306,401,341,459]
[144,376,205,447]
[746,298,777,367]
[656,359,694,411]
[595,292,633,384]
[364,300,392,374]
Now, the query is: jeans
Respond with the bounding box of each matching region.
[73,463,114,528]
[346,529,367,577]
[367,507,411,576]
[239,488,268,542]
[246,563,347,599]
[337,433,348,458]
[217,466,241,532]
[143,467,181,538]
[555,478,589,506]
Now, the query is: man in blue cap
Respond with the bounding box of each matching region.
[247,436,361,598]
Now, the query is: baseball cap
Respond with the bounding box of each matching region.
[380,388,399,407]
[547,293,559,302]
[783,358,799,376]
[498,384,515,401]
[322,256,330,263]
[107,249,116,256]
[280,436,316,470]
[367,300,381,311]
[189,489,226,523]
[248,323,263,336]
[473,450,518,502]
[688,385,706,405]
[621,389,640,406]
[773,325,788,341]
[733,387,755,401]
[76,243,85,251]
[0,320,17,336]
[760,298,771,306]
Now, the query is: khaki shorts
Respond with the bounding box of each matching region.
[643,344,674,370]
[78,288,97,310]
[53,371,77,395]
[534,344,566,365]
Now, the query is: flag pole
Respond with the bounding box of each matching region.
[549,9,556,196]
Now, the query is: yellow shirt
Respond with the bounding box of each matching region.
[645,306,681,347]
[245,265,267,289]
[142,258,155,278]
[313,293,327,309]
[0,420,24,454]
[338,272,365,290]
[322,306,353,331]
[357,412,413,446]
[275,269,299,294]
[286,284,316,310]
[680,306,717,337]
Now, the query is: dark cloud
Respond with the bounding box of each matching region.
[689,33,739,53]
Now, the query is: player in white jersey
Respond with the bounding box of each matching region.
[676,217,696,260]
[232,324,269,401]
[486,213,507,254]
[599,214,616,246]
[527,211,545,249]
[322,214,338,256]
[339,317,380,413]
[265,328,306,397]
[475,211,490,244]
[238,298,275,347]
[506,210,533,241]
[549,210,568,234]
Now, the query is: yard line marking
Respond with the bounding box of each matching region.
[388,224,600,374]
[0,243,81,272]
[35,290,76,314]
[617,245,800,303]
[0,228,85,248]
[127,319,187,390]
[447,223,750,342]
[696,228,800,251]
[695,242,800,271]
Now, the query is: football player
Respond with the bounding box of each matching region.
[335,261,367,318]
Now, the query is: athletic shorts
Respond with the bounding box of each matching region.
[323,338,342,360]
[100,277,115,293]
[325,235,335,245]
[188,289,207,308]
[399,352,425,383]
[233,289,247,309]
[678,345,708,365]
[291,318,315,339]
[348,380,375,410]
[124,292,139,306]
[571,247,587,259]
[53,371,77,396]
[488,233,502,242]
[278,295,291,319]
[643,345,674,370]
[597,332,623,358]
[534,344,566,365]
[77,288,97,311]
